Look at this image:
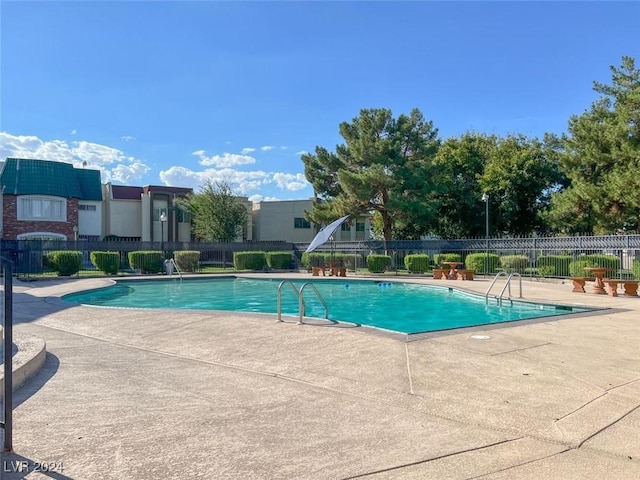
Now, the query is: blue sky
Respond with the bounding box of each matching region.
[1,1,639,202]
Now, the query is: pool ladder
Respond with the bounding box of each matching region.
[276,281,329,325]
[485,271,522,306]
[167,258,183,283]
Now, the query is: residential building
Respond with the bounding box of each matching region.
[103,183,195,242]
[102,184,253,242]
[252,198,372,242]
[0,158,103,240]
[0,157,368,244]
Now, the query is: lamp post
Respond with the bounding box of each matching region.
[482,193,489,276]
[160,211,167,253]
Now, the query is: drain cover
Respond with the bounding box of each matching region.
[470,335,491,340]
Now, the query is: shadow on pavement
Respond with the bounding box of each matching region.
[13,353,60,409]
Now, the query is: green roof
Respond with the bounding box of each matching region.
[1,158,102,200]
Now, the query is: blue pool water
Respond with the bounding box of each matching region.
[62,277,588,334]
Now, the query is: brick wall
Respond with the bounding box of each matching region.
[2,196,79,240]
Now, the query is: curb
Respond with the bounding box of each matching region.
[0,333,47,397]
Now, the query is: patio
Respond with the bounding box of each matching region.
[3,274,639,479]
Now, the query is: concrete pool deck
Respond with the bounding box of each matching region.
[2,273,639,479]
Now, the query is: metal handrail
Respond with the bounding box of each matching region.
[298,283,329,325]
[497,272,522,305]
[276,280,301,322]
[168,258,182,282]
[485,271,509,303]
[485,271,522,305]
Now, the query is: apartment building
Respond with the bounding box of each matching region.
[0,158,103,241]
[253,199,372,243]
[1,158,369,244]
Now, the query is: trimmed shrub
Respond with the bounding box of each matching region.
[367,254,391,273]
[234,251,267,270]
[266,251,293,269]
[584,254,620,271]
[569,254,620,278]
[536,255,572,277]
[44,250,83,276]
[633,258,640,280]
[174,250,200,272]
[128,251,164,274]
[569,259,597,278]
[301,252,325,269]
[90,251,120,275]
[464,253,500,274]
[404,254,430,273]
[434,253,461,266]
[499,255,529,273]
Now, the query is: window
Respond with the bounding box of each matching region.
[356,222,365,232]
[341,223,350,231]
[153,208,168,221]
[176,209,192,223]
[294,217,311,229]
[17,196,66,221]
[79,204,97,211]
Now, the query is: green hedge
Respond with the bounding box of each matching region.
[464,253,500,274]
[300,252,361,270]
[536,255,572,277]
[128,251,165,274]
[434,253,462,266]
[234,251,267,270]
[569,259,596,278]
[584,254,620,270]
[568,254,620,278]
[90,251,120,275]
[301,252,325,268]
[499,255,529,273]
[44,250,83,276]
[174,250,200,272]
[367,254,391,273]
[632,258,640,279]
[266,251,292,269]
[404,254,430,273]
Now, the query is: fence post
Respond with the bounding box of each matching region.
[2,258,13,452]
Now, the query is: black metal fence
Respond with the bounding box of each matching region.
[1,235,639,280]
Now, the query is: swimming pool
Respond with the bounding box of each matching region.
[62,277,590,334]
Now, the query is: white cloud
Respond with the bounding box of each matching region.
[248,194,280,203]
[280,146,288,150]
[0,131,150,184]
[260,145,275,151]
[272,172,309,191]
[110,162,151,183]
[71,129,77,135]
[241,147,256,154]
[160,166,270,195]
[192,150,257,168]
[121,135,136,142]
[296,150,309,156]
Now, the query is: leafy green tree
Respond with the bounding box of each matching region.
[480,134,566,236]
[429,133,564,238]
[180,179,247,242]
[431,133,495,238]
[302,108,440,240]
[548,56,640,233]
